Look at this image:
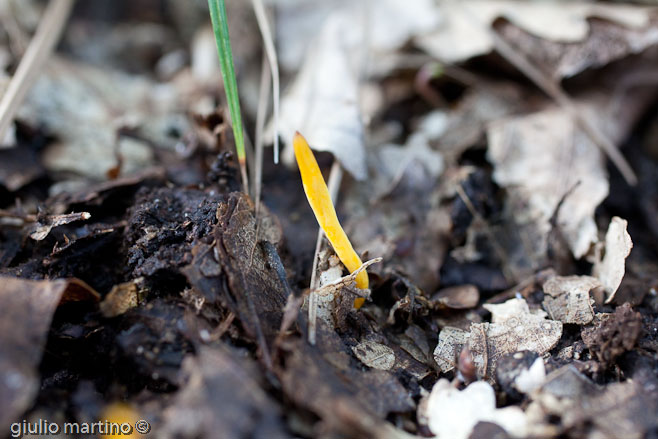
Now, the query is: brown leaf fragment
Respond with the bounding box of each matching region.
[528,365,658,439]
[487,107,608,267]
[279,324,414,437]
[581,303,642,365]
[542,275,599,324]
[470,299,562,381]
[54,167,166,208]
[581,378,658,439]
[435,297,563,380]
[214,192,291,361]
[352,340,395,371]
[29,211,91,241]
[158,347,290,439]
[497,17,658,80]
[434,326,469,373]
[100,279,143,318]
[399,324,432,365]
[592,216,633,304]
[431,284,480,309]
[0,277,90,432]
[57,277,102,304]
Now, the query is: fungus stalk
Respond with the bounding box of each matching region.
[293,132,369,294]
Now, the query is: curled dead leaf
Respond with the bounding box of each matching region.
[592,216,633,303]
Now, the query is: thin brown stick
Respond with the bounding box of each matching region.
[0,0,75,145]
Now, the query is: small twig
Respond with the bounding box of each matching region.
[308,161,343,345]
[456,3,637,186]
[209,311,235,341]
[250,0,280,164]
[0,0,75,145]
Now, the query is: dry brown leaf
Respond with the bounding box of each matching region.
[431,284,480,309]
[352,340,396,371]
[100,279,144,318]
[158,347,288,439]
[581,304,642,365]
[417,1,654,63]
[592,216,633,303]
[526,365,658,439]
[276,0,440,179]
[29,211,91,241]
[421,379,528,439]
[542,275,599,324]
[434,326,469,372]
[0,276,99,432]
[497,17,658,80]
[434,298,562,381]
[19,58,188,179]
[488,106,609,265]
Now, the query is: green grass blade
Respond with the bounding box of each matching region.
[208,0,248,189]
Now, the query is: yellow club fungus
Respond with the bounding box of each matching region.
[293,132,369,300]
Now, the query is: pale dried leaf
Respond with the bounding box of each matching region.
[433,326,469,373]
[593,217,633,303]
[417,1,654,63]
[29,211,90,241]
[352,341,396,371]
[277,17,365,179]
[275,0,440,70]
[470,299,562,380]
[276,0,440,180]
[487,106,609,263]
[497,17,658,80]
[19,58,188,179]
[421,379,528,439]
[434,299,563,378]
[312,257,381,324]
[542,275,599,324]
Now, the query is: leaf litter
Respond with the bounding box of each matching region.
[0,1,658,439]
